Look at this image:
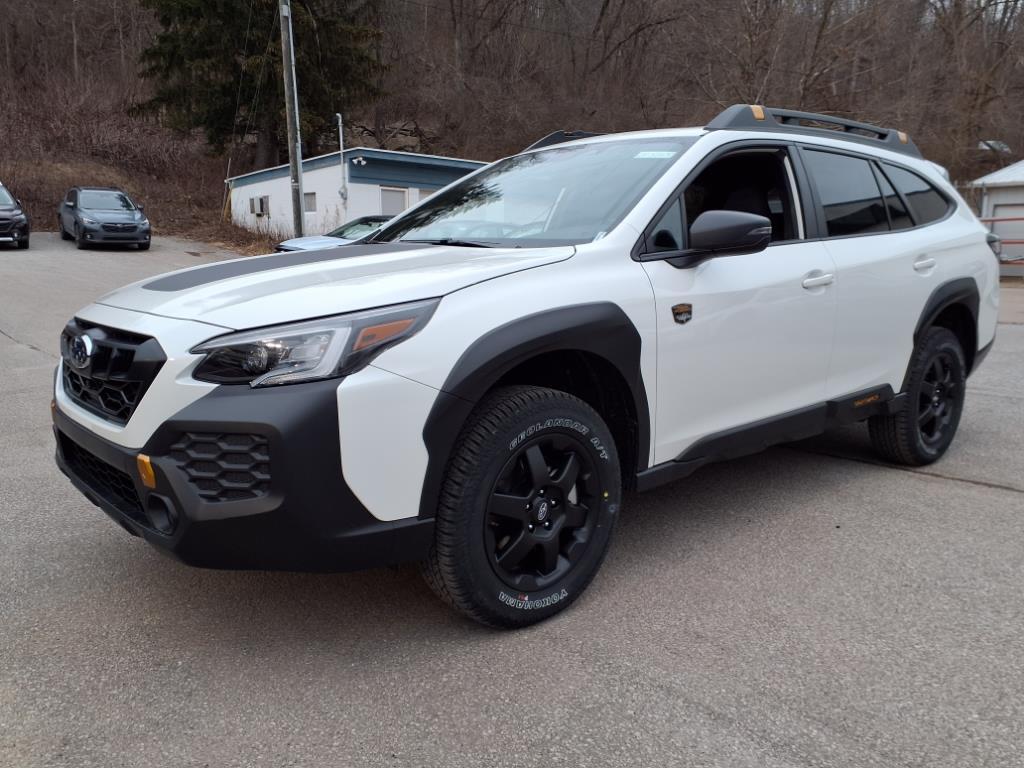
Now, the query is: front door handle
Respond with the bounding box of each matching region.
[802,272,835,289]
[914,257,936,272]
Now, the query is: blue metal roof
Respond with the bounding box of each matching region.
[227,147,485,189]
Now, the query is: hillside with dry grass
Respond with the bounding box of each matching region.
[2,0,1023,252]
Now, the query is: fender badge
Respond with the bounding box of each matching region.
[671,303,693,325]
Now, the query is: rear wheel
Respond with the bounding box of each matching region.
[869,326,966,466]
[423,386,621,628]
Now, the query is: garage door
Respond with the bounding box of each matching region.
[992,203,1024,261]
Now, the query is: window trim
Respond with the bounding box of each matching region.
[631,139,814,262]
[794,144,955,243]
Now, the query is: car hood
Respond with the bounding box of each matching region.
[277,234,352,251]
[95,242,574,330]
[81,209,142,223]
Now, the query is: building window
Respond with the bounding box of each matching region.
[380,187,408,216]
[249,195,269,216]
[303,192,317,213]
[419,188,435,202]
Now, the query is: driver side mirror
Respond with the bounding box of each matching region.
[641,209,772,268]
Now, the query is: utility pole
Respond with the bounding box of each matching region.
[279,0,304,237]
[336,112,348,221]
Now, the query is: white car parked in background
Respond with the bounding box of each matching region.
[52,105,999,628]
[274,214,390,252]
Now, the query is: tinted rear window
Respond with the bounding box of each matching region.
[803,150,888,237]
[882,165,950,226]
[875,170,913,230]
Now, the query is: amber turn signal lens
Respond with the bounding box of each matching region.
[750,104,766,121]
[352,318,416,352]
[137,454,157,489]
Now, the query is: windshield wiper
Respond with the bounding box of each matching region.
[398,238,497,248]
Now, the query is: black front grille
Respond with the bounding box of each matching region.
[0,218,11,234]
[60,319,165,425]
[59,433,144,521]
[169,432,271,502]
[101,222,137,233]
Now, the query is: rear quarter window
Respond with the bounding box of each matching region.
[881,164,951,226]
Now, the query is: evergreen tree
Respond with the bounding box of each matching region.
[138,0,380,167]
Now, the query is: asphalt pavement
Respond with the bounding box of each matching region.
[2,233,1022,767]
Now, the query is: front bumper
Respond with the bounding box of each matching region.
[79,223,151,244]
[53,378,434,571]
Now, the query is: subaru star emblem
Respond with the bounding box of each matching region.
[69,334,94,369]
[536,501,549,522]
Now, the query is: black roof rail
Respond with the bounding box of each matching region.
[706,104,922,159]
[523,130,604,152]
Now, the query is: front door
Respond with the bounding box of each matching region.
[640,145,837,464]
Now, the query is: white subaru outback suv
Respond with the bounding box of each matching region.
[53,105,999,627]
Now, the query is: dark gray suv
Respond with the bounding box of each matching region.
[0,181,30,249]
[58,187,152,250]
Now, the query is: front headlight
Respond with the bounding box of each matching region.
[80,215,98,225]
[191,299,439,387]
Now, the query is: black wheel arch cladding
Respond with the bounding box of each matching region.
[911,277,980,379]
[419,302,650,519]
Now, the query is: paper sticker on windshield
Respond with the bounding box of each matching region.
[634,151,677,159]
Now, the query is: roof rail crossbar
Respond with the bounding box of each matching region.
[524,130,604,152]
[706,104,922,159]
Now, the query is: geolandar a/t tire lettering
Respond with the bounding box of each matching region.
[422,386,621,628]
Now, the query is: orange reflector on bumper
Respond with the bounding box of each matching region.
[137,454,156,489]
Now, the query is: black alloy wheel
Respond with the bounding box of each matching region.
[487,433,600,592]
[917,351,959,447]
[869,326,966,466]
[423,385,621,628]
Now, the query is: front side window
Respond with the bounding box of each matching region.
[682,148,801,243]
[374,137,697,247]
[803,150,888,237]
[882,164,950,226]
[79,190,136,211]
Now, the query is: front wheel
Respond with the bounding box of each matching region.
[17,237,28,250]
[75,225,88,250]
[423,386,621,628]
[137,241,150,251]
[869,326,966,466]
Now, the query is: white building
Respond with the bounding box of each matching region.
[968,159,1024,262]
[226,147,485,238]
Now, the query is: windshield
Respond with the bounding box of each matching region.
[328,218,386,239]
[79,190,136,211]
[373,137,697,247]
[0,187,14,206]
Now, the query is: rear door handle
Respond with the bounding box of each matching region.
[914,257,936,272]
[802,273,835,289]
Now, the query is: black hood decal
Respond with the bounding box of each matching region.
[142,242,426,292]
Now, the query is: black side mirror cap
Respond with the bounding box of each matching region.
[639,209,772,267]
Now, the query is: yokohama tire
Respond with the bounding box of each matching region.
[869,326,966,466]
[422,385,621,628]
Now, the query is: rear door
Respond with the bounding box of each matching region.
[641,142,837,464]
[799,147,951,398]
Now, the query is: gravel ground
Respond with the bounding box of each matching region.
[2,234,1022,767]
